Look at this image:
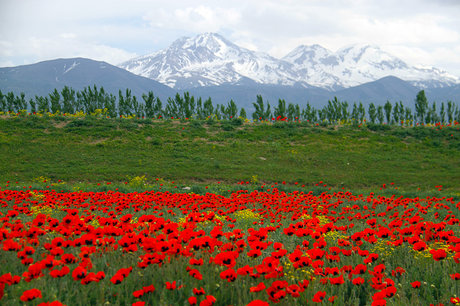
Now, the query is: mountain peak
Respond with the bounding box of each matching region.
[180,32,236,55]
[119,33,459,90]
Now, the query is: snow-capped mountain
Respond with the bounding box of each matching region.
[282,44,459,90]
[119,33,460,91]
[120,33,306,89]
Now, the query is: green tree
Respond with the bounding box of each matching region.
[181,92,195,119]
[392,101,400,125]
[358,102,366,124]
[203,98,214,119]
[427,102,439,124]
[404,107,413,126]
[131,95,144,118]
[143,92,155,118]
[195,97,203,119]
[415,90,428,124]
[14,93,27,112]
[78,85,99,114]
[302,103,317,123]
[223,99,238,120]
[384,100,392,124]
[368,103,377,124]
[351,103,359,124]
[239,107,247,119]
[324,97,341,123]
[398,102,405,125]
[49,89,62,113]
[6,92,15,112]
[252,95,271,121]
[456,105,460,122]
[28,98,36,113]
[287,103,298,121]
[447,101,454,124]
[377,105,384,124]
[36,95,49,113]
[440,102,446,124]
[104,93,117,117]
[340,101,349,123]
[214,104,222,120]
[118,89,134,117]
[61,86,75,114]
[274,99,286,119]
[0,91,5,112]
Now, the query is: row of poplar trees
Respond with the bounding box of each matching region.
[0,85,459,125]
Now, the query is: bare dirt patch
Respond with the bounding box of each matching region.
[88,138,108,145]
[53,121,69,128]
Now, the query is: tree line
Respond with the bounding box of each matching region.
[0,85,459,125]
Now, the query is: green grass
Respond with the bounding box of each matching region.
[0,116,459,194]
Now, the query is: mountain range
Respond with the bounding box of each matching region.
[119,32,459,91]
[1,32,459,111]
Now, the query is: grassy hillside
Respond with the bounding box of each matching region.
[0,115,459,194]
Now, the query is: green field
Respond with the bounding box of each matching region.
[0,115,459,194]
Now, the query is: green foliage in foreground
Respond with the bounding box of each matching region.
[0,116,459,194]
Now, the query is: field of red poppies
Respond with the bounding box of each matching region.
[0,185,459,305]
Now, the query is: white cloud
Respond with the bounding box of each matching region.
[143,5,241,34]
[1,34,137,66]
[0,0,459,76]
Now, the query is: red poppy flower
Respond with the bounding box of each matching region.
[20,288,42,301]
[214,251,238,268]
[237,265,253,276]
[220,268,237,282]
[371,299,387,306]
[391,267,406,277]
[312,291,326,303]
[430,249,447,261]
[201,295,217,306]
[72,266,87,281]
[166,281,177,290]
[450,273,460,280]
[188,296,197,305]
[352,277,365,285]
[110,274,124,285]
[50,266,70,278]
[298,279,309,290]
[411,281,421,288]
[142,284,155,293]
[247,249,262,258]
[353,264,367,275]
[364,253,379,264]
[413,241,427,251]
[62,253,78,264]
[189,258,204,266]
[193,287,205,295]
[385,286,397,298]
[329,275,345,285]
[189,269,203,280]
[286,284,301,298]
[250,282,266,292]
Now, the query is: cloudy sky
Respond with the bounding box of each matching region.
[1,0,460,76]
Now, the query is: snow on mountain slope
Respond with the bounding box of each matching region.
[283,44,459,89]
[119,33,460,91]
[120,33,305,89]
